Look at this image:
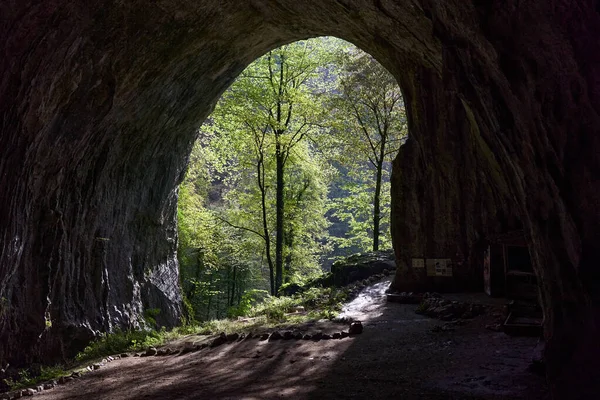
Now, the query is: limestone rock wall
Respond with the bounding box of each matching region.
[0,1,598,397]
[391,64,516,293]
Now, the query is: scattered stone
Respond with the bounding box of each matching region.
[341,331,349,338]
[237,333,246,341]
[293,332,303,340]
[312,332,323,341]
[259,333,269,341]
[43,382,55,390]
[86,366,93,372]
[530,340,546,375]
[157,348,168,356]
[321,333,331,340]
[23,388,35,396]
[178,345,198,355]
[268,331,282,341]
[461,311,474,319]
[36,386,43,392]
[71,371,82,378]
[349,321,363,335]
[210,333,228,348]
[226,332,240,342]
[332,332,342,339]
[13,390,22,398]
[292,305,305,313]
[333,316,353,323]
[92,363,101,370]
[302,334,312,340]
[143,347,158,357]
[486,323,503,332]
[416,296,489,321]
[431,324,456,333]
[120,353,130,358]
[58,376,74,384]
[282,331,294,340]
[387,292,422,304]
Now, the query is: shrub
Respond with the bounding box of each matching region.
[247,295,297,319]
[76,329,164,362]
[3,365,65,391]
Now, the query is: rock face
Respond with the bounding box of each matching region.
[0,1,598,398]
[330,251,396,287]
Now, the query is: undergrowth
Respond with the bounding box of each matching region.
[2,365,64,392]
[2,274,382,394]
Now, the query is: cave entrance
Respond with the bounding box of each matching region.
[178,37,406,321]
[2,3,598,396]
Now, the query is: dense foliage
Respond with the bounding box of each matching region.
[178,37,407,322]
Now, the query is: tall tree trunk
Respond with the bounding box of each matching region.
[257,152,275,295]
[230,265,237,307]
[373,161,383,252]
[206,293,212,321]
[275,135,285,294]
[373,136,387,251]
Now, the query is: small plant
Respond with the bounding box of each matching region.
[227,289,268,318]
[265,307,285,322]
[75,329,164,363]
[143,308,161,328]
[3,366,64,391]
[416,301,429,314]
[248,295,297,317]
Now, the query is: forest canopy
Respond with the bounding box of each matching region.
[177,37,407,322]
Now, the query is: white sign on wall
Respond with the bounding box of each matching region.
[426,259,453,277]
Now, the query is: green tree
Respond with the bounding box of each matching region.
[200,39,334,295]
[177,135,263,321]
[330,49,407,252]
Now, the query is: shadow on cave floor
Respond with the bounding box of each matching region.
[36,285,549,400]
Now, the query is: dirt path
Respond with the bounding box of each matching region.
[35,281,549,399]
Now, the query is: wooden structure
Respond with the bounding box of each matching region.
[484,230,537,300]
[483,230,543,335]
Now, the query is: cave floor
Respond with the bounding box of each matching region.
[36,288,549,400]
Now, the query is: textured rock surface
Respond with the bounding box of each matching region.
[0,0,598,397]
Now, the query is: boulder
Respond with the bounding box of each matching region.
[226,333,240,342]
[349,322,363,335]
[210,333,228,348]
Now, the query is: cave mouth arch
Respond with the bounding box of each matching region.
[1,2,599,397]
[180,36,406,315]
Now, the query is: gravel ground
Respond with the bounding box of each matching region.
[34,281,549,400]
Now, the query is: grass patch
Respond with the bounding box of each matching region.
[3,365,65,391]
[75,325,199,363]
[3,281,367,394]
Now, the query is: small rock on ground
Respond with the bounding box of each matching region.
[349,321,363,335]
